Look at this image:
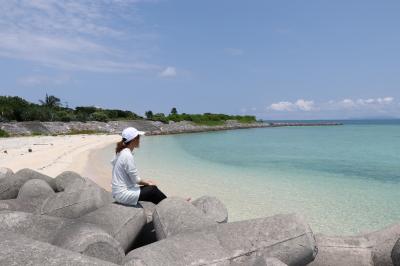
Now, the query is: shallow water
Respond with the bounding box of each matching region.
[99,120,400,235]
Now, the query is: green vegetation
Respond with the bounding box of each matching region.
[0,129,9,137]
[0,95,143,122]
[31,131,45,136]
[0,95,257,126]
[146,108,257,125]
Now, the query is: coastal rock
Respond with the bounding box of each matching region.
[192,195,228,223]
[0,231,117,266]
[79,202,147,252]
[308,234,373,266]
[0,168,55,199]
[152,197,216,239]
[38,185,113,218]
[124,213,317,266]
[391,238,400,266]
[0,210,124,264]
[0,167,13,181]
[364,223,400,266]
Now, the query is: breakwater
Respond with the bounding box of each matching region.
[0,167,399,265]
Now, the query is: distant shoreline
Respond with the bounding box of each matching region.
[0,120,343,137]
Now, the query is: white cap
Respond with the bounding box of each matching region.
[121,127,145,143]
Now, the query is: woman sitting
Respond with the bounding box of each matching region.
[111,127,167,205]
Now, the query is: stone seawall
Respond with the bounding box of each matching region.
[0,120,342,137]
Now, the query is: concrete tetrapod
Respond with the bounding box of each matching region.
[0,168,56,199]
[364,223,400,266]
[0,167,13,181]
[308,234,374,266]
[0,231,117,266]
[391,238,400,266]
[132,201,158,249]
[124,213,317,266]
[54,170,87,192]
[231,256,288,266]
[192,195,229,223]
[0,179,56,212]
[0,210,125,264]
[152,197,217,239]
[39,184,113,218]
[79,202,147,252]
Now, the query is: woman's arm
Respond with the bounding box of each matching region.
[138,179,156,186]
[124,153,156,186]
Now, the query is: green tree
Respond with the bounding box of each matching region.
[152,113,168,123]
[145,110,154,119]
[90,111,109,122]
[39,93,61,108]
[170,107,178,115]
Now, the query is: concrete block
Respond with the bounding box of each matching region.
[54,171,86,192]
[153,197,216,239]
[364,223,400,266]
[39,185,113,218]
[124,213,317,266]
[391,238,400,266]
[192,195,228,223]
[79,202,147,252]
[138,201,156,223]
[0,231,117,266]
[0,168,55,199]
[0,167,13,181]
[308,234,373,266]
[231,256,288,266]
[0,210,125,264]
[0,179,55,212]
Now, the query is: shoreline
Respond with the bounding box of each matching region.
[0,121,343,191]
[0,134,119,179]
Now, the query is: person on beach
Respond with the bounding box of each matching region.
[111,127,167,205]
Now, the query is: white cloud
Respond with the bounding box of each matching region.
[295,99,315,111]
[269,101,294,111]
[159,67,177,77]
[225,48,244,56]
[268,99,315,112]
[0,0,165,73]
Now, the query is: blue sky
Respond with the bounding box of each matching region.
[0,0,399,120]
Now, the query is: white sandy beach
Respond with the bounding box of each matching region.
[0,134,120,191]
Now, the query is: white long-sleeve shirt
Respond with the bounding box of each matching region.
[111,148,141,205]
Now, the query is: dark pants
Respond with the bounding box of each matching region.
[138,185,167,204]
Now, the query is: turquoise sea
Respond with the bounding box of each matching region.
[100,120,400,235]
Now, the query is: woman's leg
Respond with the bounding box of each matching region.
[138,185,167,204]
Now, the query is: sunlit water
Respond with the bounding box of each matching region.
[97,120,400,235]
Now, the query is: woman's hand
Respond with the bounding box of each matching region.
[146,179,156,186]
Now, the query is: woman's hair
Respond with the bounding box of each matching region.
[115,136,139,154]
